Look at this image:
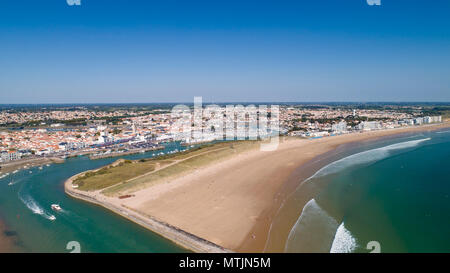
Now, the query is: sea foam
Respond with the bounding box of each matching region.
[285,199,339,253]
[284,138,431,252]
[330,222,357,253]
[307,137,430,180]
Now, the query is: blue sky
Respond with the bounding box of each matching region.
[1,0,450,103]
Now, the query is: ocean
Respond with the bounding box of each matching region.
[2,131,450,253]
[0,142,188,253]
[282,129,450,253]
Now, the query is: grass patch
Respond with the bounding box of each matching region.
[73,141,260,194]
[102,141,259,196]
[73,159,156,191]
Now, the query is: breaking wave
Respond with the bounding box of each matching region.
[307,138,430,180]
[285,199,339,252]
[330,222,357,253]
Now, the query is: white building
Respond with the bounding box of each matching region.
[1,152,8,162]
[423,116,442,124]
[1,151,22,161]
[332,121,347,134]
[357,121,382,131]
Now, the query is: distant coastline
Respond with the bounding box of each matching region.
[64,121,450,253]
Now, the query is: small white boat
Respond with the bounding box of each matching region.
[49,215,56,221]
[51,204,62,211]
[8,182,13,186]
[46,164,50,167]
[39,166,43,170]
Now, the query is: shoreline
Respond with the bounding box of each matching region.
[0,157,65,174]
[64,171,231,253]
[89,146,165,160]
[0,145,165,174]
[245,122,450,252]
[64,122,450,253]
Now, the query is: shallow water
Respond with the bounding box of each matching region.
[0,142,189,253]
[276,129,450,253]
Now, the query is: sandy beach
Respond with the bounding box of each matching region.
[65,122,450,252]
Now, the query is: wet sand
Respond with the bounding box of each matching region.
[0,220,21,253]
[65,122,450,252]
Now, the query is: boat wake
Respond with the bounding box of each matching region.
[307,138,431,180]
[330,222,357,253]
[18,193,55,221]
[7,177,26,186]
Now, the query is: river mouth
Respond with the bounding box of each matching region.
[2,130,450,253]
[0,142,190,253]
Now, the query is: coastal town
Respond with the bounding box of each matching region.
[0,104,444,166]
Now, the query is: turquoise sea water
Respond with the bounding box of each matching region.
[0,142,188,253]
[284,129,450,253]
[2,131,450,253]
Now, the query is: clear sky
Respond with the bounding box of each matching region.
[1,0,450,103]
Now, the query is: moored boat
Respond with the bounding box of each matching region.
[51,204,62,211]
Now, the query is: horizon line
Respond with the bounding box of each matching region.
[1,101,450,106]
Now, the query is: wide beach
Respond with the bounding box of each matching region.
[65,122,450,252]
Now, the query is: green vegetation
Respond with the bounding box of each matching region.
[422,106,450,120]
[73,141,260,196]
[73,159,157,191]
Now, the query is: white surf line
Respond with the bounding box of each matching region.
[306,138,431,181]
[330,222,358,253]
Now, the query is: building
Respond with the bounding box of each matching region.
[0,152,8,162]
[423,116,442,124]
[332,121,347,134]
[356,121,382,131]
[1,151,22,161]
[9,151,21,161]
